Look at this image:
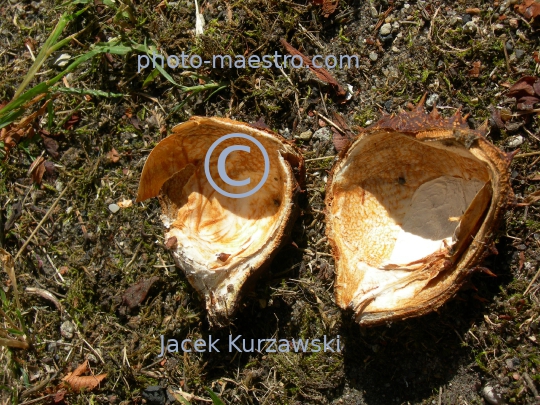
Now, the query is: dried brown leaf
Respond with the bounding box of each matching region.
[517,95,540,110]
[507,76,537,98]
[468,61,481,78]
[117,199,133,208]
[106,148,120,163]
[63,113,80,130]
[41,135,59,159]
[280,39,346,97]
[0,248,20,310]
[515,0,540,19]
[524,190,540,205]
[63,360,107,392]
[28,156,46,185]
[122,276,159,309]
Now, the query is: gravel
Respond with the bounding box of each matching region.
[507,135,524,148]
[380,23,392,36]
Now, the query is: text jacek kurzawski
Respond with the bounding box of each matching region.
[158,335,342,356]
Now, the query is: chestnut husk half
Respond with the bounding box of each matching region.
[137,116,304,327]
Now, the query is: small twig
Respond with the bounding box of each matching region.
[524,266,540,295]
[428,6,441,42]
[14,178,74,262]
[315,111,345,134]
[18,395,54,405]
[502,41,512,74]
[515,151,540,158]
[46,253,65,283]
[125,241,143,270]
[82,338,106,364]
[305,155,337,162]
[26,287,63,312]
[0,337,29,349]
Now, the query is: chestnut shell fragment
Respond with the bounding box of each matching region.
[137,117,304,327]
[325,99,513,326]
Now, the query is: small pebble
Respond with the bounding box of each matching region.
[108,203,120,213]
[515,49,525,59]
[509,18,519,28]
[370,5,378,18]
[369,51,378,61]
[449,16,462,26]
[482,386,504,405]
[279,128,291,139]
[380,23,392,36]
[505,41,513,52]
[463,21,478,35]
[462,14,473,24]
[392,46,399,53]
[60,321,75,340]
[312,127,332,142]
[507,135,524,148]
[142,386,166,405]
[297,130,313,141]
[426,93,439,109]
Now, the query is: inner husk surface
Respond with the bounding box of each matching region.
[158,123,290,270]
[330,131,491,312]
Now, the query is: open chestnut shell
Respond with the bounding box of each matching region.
[325,100,513,326]
[137,117,304,327]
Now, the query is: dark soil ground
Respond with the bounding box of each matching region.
[1,0,540,404]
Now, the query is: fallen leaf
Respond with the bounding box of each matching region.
[280,39,346,98]
[63,113,80,130]
[332,130,350,152]
[468,61,481,77]
[62,360,107,392]
[4,201,22,231]
[41,135,59,159]
[28,156,46,185]
[129,115,141,130]
[122,276,159,309]
[517,95,540,110]
[249,117,270,130]
[106,148,120,163]
[0,97,51,157]
[507,76,537,98]
[53,389,66,403]
[515,0,540,19]
[155,0,166,12]
[519,251,525,271]
[524,190,540,205]
[321,0,339,17]
[528,173,540,180]
[117,199,133,208]
[490,108,505,129]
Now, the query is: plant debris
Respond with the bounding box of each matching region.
[121,276,160,310]
[62,360,107,392]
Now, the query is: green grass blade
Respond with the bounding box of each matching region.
[142,68,160,88]
[13,8,88,99]
[52,87,125,98]
[205,388,226,405]
[0,42,132,119]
